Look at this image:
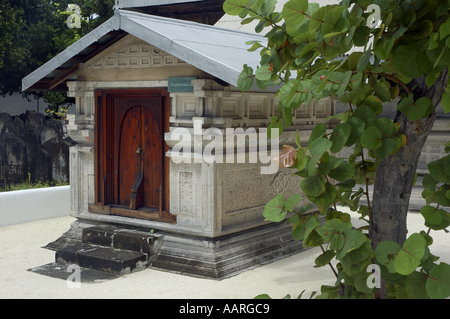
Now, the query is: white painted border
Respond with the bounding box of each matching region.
[0,186,70,227]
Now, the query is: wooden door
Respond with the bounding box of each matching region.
[89,89,175,223]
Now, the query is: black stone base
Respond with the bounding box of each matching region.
[39,217,313,281]
[28,262,120,283]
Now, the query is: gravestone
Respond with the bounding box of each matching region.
[43,119,63,143]
[43,138,57,158]
[52,139,70,183]
[25,110,45,139]
[0,113,12,138]
[1,132,27,183]
[12,116,25,133]
[0,145,7,188]
[31,147,52,183]
[19,124,41,168]
[1,122,16,137]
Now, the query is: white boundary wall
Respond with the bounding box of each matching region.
[0,186,70,227]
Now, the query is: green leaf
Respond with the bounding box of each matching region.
[308,137,332,158]
[301,173,326,197]
[375,240,401,272]
[315,250,336,267]
[282,0,308,26]
[353,26,370,47]
[441,93,450,113]
[345,116,365,146]
[336,229,368,259]
[237,64,254,91]
[372,117,395,138]
[309,123,326,144]
[375,137,398,160]
[283,194,303,212]
[255,64,272,81]
[405,271,429,299]
[341,240,372,267]
[328,161,356,181]
[360,126,383,149]
[309,182,337,215]
[394,233,426,276]
[357,45,372,73]
[422,174,439,192]
[254,294,272,299]
[342,253,373,277]
[435,185,450,206]
[268,116,284,138]
[318,156,344,175]
[303,214,321,242]
[392,45,425,78]
[295,148,308,171]
[428,155,450,184]
[427,45,450,67]
[330,123,351,153]
[336,179,356,189]
[316,218,352,241]
[336,70,352,97]
[263,193,286,222]
[254,19,266,33]
[364,95,383,115]
[354,105,377,126]
[223,0,248,15]
[374,81,391,102]
[397,97,432,121]
[426,263,450,299]
[421,205,445,226]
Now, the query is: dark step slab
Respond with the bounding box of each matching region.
[82,226,159,255]
[56,244,147,275]
[28,262,120,283]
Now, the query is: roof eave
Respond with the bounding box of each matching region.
[21,12,121,92]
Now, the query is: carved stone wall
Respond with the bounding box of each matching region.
[221,164,303,227]
[170,161,203,228]
[86,42,187,70]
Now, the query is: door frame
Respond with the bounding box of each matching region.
[88,88,176,223]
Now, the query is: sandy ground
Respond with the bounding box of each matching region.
[0,208,449,299]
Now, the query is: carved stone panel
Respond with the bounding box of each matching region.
[222,162,303,226]
[170,160,203,228]
[86,42,187,70]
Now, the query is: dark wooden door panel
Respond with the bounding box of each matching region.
[91,89,175,223]
[118,104,142,206]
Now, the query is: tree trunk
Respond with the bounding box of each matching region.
[369,68,449,298]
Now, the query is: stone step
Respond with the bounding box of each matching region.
[56,244,148,275]
[81,225,159,256]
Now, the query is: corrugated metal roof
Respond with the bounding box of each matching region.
[113,0,207,9]
[214,0,342,32]
[22,10,268,92]
[214,0,364,54]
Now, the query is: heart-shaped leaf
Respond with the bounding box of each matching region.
[283,194,303,212]
[360,126,383,149]
[237,64,254,92]
[426,263,450,299]
[263,193,286,222]
[394,233,426,276]
[301,173,326,197]
[330,123,351,153]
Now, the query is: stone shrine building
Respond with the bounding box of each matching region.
[22,0,449,280]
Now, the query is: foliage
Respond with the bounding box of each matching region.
[223,0,450,298]
[0,0,115,110]
[1,173,68,192]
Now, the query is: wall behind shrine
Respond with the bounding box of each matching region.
[0,185,70,226]
[0,110,76,187]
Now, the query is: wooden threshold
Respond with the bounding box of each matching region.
[88,204,177,224]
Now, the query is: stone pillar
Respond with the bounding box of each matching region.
[66,82,95,215]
